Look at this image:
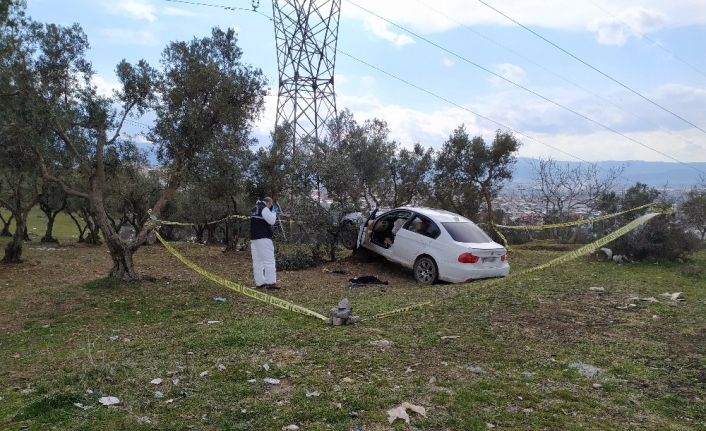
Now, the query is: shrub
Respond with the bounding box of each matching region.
[608,215,702,261]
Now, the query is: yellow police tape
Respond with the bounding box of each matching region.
[488,202,671,250]
[362,211,663,320]
[158,213,251,227]
[147,206,668,323]
[150,227,327,322]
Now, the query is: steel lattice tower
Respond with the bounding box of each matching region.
[272,0,341,150]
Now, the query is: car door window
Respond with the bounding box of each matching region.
[407,215,439,239]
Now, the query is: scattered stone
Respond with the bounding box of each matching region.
[592,383,603,389]
[468,366,486,374]
[588,286,605,292]
[370,339,391,347]
[327,298,360,325]
[282,425,299,431]
[138,416,151,424]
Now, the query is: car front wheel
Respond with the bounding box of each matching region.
[340,221,358,250]
[414,256,438,285]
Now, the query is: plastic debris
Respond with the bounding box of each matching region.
[217,364,226,371]
[440,335,460,339]
[387,402,427,424]
[305,390,322,397]
[264,378,281,385]
[199,371,209,377]
[214,297,227,302]
[99,396,120,406]
[206,320,222,324]
[151,378,163,385]
[282,425,300,431]
[662,292,685,301]
[154,391,164,398]
[73,402,92,410]
[180,391,190,398]
[263,363,270,371]
[138,416,151,424]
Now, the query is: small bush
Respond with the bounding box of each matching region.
[608,216,702,261]
[275,244,323,271]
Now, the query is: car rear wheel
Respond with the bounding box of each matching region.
[414,256,438,285]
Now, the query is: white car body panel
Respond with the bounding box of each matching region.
[355,206,510,283]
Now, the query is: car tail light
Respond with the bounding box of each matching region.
[458,252,480,263]
[501,254,507,262]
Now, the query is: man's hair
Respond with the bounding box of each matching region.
[263,197,273,204]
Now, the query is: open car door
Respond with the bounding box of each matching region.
[357,208,378,249]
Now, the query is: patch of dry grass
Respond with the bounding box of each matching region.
[1,236,705,430]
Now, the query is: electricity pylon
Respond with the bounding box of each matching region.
[272,0,342,150]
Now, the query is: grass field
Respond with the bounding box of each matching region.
[0,209,704,430]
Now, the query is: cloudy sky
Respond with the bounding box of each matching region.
[24,0,706,164]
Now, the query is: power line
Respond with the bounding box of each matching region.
[471,0,706,136]
[587,0,706,79]
[337,48,635,175]
[345,0,704,172]
[158,0,706,177]
[162,0,255,12]
[411,0,705,157]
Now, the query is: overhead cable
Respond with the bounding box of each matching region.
[587,0,706,79]
[345,0,703,171]
[411,0,705,155]
[471,0,706,136]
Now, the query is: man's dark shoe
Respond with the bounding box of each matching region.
[255,284,266,289]
[265,284,281,290]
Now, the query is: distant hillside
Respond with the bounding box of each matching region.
[510,158,706,188]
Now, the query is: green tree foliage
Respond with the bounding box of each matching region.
[431,126,520,223]
[680,187,706,241]
[603,182,701,261]
[319,110,397,210]
[4,5,267,280]
[378,143,434,208]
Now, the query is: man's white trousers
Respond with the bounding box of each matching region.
[251,238,276,286]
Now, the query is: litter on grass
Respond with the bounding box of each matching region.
[99,396,120,406]
[387,402,427,424]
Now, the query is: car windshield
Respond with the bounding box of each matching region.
[442,222,493,243]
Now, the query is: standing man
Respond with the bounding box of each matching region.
[250,197,280,289]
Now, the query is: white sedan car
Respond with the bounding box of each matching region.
[352,206,509,284]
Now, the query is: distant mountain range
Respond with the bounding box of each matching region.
[509,158,706,188]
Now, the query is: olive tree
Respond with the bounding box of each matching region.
[6,6,267,280]
[431,126,520,223]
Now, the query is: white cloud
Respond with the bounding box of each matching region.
[363,17,415,46]
[102,28,160,47]
[588,7,666,46]
[442,58,454,67]
[488,63,526,88]
[342,1,706,34]
[91,75,121,97]
[161,7,195,17]
[104,0,157,22]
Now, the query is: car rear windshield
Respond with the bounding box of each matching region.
[442,222,493,243]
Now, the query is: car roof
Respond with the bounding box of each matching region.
[397,206,472,223]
